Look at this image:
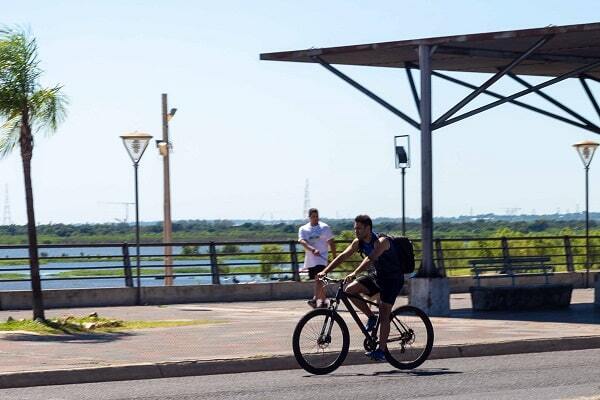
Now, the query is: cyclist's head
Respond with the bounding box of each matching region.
[308,208,319,225]
[353,214,372,240]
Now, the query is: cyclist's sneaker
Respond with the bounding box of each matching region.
[366,348,386,362]
[307,299,317,308]
[365,315,378,332]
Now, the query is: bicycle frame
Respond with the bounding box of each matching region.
[318,278,412,348]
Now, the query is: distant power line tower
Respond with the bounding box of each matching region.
[99,201,135,223]
[2,184,12,225]
[303,179,310,219]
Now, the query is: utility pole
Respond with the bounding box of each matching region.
[303,179,310,219]
[160,94,177,286]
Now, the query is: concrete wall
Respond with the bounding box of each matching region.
[444,271,592,293]
[594,274,600,308]
[0,281,316,310]
[0,271,597,311]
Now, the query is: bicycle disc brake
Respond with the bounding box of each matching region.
[317,334,331,349]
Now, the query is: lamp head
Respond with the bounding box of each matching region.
[156,139,169,156]
[120,131,153,163]
[393,134,410,169]
[573,140,600,168]
[167,108,177,121]
[395,145,409,168]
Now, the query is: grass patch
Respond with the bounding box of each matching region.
[50,267,211,278]
[0,313,220,335]
[0,273,28,280]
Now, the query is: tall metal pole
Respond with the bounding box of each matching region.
[419,44,435,276]
[162,94,173,286]
[585,165,590,282]
[134,162,141,305]
[401,167,406,235]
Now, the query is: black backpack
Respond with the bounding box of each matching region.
[388,236,415,274]
[358,234,415,274]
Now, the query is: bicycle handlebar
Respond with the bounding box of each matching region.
[318,276,343,284]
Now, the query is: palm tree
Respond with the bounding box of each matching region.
[0,28,67,320]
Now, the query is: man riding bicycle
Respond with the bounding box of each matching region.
[317,214,404,362]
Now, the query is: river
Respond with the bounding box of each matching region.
[0,244,296,291]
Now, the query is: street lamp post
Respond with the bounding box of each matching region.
[573,140,599,282]
[121,131,153,304]
[156,94,177,286]
[394,135,411,235]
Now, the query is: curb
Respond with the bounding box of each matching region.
[2,335,600,389]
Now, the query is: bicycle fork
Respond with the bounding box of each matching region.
[317,297,341,346]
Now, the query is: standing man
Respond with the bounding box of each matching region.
[298,208,336,308]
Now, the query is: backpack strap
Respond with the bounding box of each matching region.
[357,240,365,259]
[357,232,386,259]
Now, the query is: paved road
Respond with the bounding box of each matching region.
[2,349,600,399]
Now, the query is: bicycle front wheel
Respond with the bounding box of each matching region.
[385,305,434,370]
[292,308,349,375]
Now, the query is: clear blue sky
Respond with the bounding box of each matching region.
[2,1,600,224]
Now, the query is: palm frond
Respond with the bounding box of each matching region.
[29,85,68,135]
[0,114,21,158]
[0,26,67,156]
[0,27,42,108]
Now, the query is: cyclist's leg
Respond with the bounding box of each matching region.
[376,276,404,351]
[378,302,393,350]
[315,278,326,302]
[345,277,378,317]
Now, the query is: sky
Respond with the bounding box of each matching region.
[1,0,600,224]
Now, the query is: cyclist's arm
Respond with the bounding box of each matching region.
[321,239,358,275]
[347,237,391,277]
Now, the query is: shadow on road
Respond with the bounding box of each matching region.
[0,331,134,343]
[313,367,462,378]
[374,368,462,377]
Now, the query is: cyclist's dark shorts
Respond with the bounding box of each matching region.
[356,274,404,305]
[308,265,326,280]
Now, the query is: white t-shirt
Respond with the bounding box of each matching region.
[298,221,334,269]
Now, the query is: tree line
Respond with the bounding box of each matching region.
[0,218,597,244]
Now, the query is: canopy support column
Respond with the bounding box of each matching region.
[410,45,450,316]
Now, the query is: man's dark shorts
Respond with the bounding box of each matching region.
[308,265,326,280]
[356,274,404,305]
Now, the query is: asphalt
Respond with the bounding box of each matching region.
[0,289,599,388]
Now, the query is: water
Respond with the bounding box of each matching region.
[0,244,268,258]
[0,245,294,291]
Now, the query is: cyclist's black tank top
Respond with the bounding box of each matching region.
[358,231,378,256]
[358,231,402,279]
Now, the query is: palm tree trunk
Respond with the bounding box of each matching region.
[20,118,45,320]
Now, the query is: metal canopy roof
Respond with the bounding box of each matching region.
[260,22,600,78]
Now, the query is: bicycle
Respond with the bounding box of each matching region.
[292,276,434,375]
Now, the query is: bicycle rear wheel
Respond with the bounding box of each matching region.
[384,305,434,370]
[292,308,349,375]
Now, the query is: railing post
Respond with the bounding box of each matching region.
[434,238,446,277]
[564,235,574,272]
[500,236,510,274]
[122,242,133,288]
[209,242,220,284]
[501,237,510,260]
[290,241,300,281]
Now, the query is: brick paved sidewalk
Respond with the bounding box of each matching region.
[0,289,598,374]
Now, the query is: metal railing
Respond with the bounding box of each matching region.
[0,234,598,290]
